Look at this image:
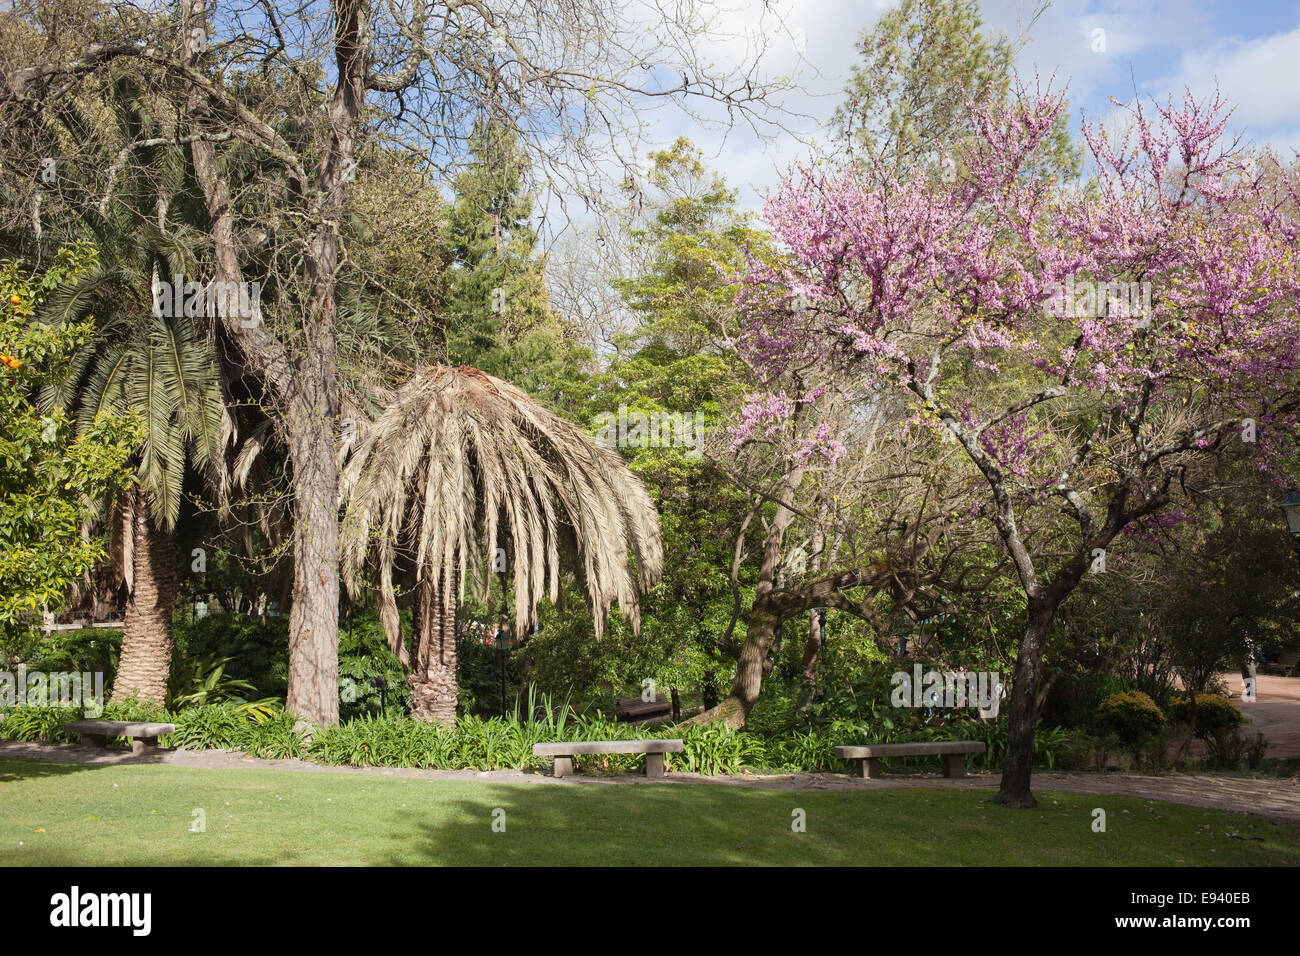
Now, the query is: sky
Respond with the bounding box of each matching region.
[644,0,1300,213]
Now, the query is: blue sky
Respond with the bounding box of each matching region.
[649,0,1300,211]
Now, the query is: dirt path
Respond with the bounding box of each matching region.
[4,739,1299,821]
[1223,672,1300,758]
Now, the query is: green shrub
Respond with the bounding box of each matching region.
[103,699,169,724]
[1166,694,1245,739]
[166,703,258,750]
[172,612,288,698]
[672,723,765,775]
[170,655,259,707]
[338,611,410,720]
[1095,691,1166,746]
[1245,731,1269,770]
[6,627,121,682]
[240,712,309,759]
[1051,727,1101,771]
[0,705,84,742]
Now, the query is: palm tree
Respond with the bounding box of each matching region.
[42,208,223,706]
[30,73,231,706]
[340,365,663,723]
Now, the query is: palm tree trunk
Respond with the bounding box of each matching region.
[409,569,458,725]
[112,490,177,706]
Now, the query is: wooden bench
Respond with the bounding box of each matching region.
[533,739,685,779]
[1260,652,1299,677]
[834,741,986,779]
[614,693,672,723]
[64,720,176,755]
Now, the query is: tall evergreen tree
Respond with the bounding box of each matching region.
[444,118,579,398]
[833,0,1078,182]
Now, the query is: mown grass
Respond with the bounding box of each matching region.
[0,758,1296,866]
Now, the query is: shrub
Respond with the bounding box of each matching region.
[166,703,258,751]
[0,705,84,742]
[170,655,259,707]
[1166,694,1245,739]
[672,723,766,775]
[6,627,121,682]
[1245,732,1269,770]
[172,612,288,697]
[103,699,169,724]
[1051,727,1100,771]
[338,611,410,720]
[1095,691,1166,746]
[1204,727,1248,769]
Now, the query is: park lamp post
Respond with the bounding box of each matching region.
[1280,490,1300,570]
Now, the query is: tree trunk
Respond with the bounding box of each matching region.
[182,0,352,730]
[994,598,1056,808]
[689,609,781,728]
[690,468,805,728]
[409,569,459,725]
[1174,688,1198,769]
[112,491,177,706]
[801,608,823,709]
[283,388,341,728]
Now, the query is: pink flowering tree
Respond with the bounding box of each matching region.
[692,293,999,729]
[733,84,1300,807]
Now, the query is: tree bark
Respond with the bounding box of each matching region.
[714,611,782,726]
[179,0,352,728]
[283,389,340,727]
[994,597,1056,808]
[689,468,805,728]
[801,608,823,709]
[409,568,458,724]
[112,490,177,706]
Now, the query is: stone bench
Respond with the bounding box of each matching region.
[533,739,685,778]
[834,741,986,779]
[64,720,176,755]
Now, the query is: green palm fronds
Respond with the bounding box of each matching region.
[43,297,223,530]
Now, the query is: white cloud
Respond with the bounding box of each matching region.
[1157,25,1300,131]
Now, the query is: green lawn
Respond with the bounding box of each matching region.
[1,758,1297,865]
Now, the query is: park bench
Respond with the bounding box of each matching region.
[614,693,673,723]
[834,741,986,779]
[533,739,685,779]
[64,720,176,755]
[1260,652,1299,677]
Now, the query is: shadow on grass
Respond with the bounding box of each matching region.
[0,748,172,783]
[379,779,1300,867]
[381,783,984,866]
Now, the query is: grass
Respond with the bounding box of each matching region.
[1,757,1297,866]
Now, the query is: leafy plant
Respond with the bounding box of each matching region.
[1095,691,1166,746]
[1166,693,1245,740]
[170,655,258,708]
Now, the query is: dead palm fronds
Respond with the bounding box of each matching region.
[340,365,663,654]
